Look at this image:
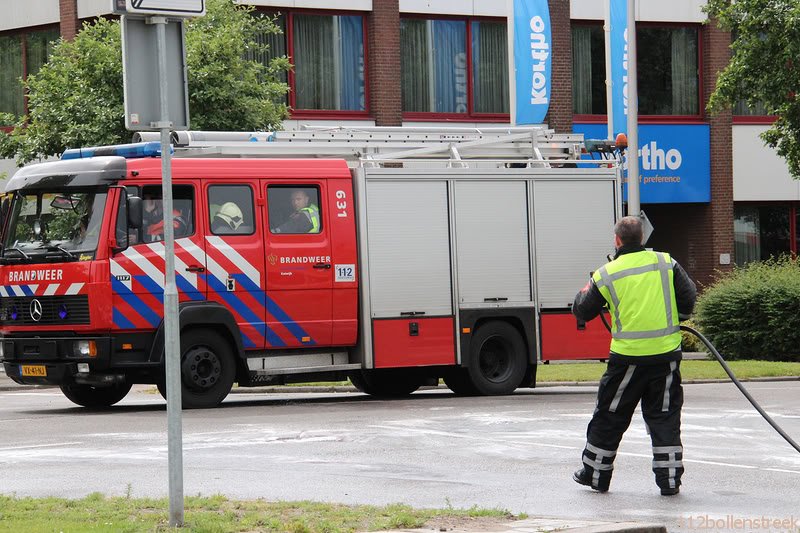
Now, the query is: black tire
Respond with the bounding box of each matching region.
[157,330,236,409]
[443,369,479,396]
[465,321,527,395]
[60,381,133,408]
[349,369,423,397]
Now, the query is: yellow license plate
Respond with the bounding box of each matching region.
[21,365,47,377]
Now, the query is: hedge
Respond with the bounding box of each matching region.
[693,257,800,361]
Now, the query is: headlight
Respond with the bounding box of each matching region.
[75,340,97,357]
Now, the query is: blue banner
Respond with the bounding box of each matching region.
[574,123,711,203]
[610,0,628,136]
[513,0,550,124]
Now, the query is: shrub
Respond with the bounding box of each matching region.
[679,319,708,354]
[694,257,800,361]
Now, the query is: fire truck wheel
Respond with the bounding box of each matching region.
[443,370,479,396]
[59,382,133,408]
[349,370,422,397]
[157,330,236,409]
[466,321,526,395]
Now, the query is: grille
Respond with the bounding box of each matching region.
[0,295,91,326]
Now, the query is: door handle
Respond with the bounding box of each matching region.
[186,265,205,273]
[313,263,332,269]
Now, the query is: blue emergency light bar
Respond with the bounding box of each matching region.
[61,141,170,160]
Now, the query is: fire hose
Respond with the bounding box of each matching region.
[598,312,800,455]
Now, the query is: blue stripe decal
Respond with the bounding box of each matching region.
[206,275,276,347]
[134,275,164,305]
[111,278,161,328]
[175,275,205,301]
[113,308,137,329]
[20,285,34,296]
[230,275,298,346]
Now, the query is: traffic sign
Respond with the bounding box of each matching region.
[121,16,189,130]
[112,0,205,18]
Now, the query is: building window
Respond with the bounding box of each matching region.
[572,23,700,117]
[401,17,508,117]
[253,12,366,114]
[734,205,798,265]
[0,28,59,122]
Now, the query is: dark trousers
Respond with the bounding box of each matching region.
[581,358,684,491]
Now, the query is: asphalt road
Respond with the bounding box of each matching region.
[1,382,799,532]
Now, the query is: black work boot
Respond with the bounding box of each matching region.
[660,486,680,496]
[572,468,609,493]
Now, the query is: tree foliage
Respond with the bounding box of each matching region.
[705,0,800,178]
[0,0,289,165]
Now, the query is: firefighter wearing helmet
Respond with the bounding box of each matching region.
[571,215,697,496]
[212,202,245,234]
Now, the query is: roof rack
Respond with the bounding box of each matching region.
[132,125,596,167]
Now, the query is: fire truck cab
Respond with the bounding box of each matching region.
[0,128,619,408]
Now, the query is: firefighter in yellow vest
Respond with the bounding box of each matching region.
[274,189,320,234]
[572,216,697,496]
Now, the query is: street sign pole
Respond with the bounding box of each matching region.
[151,15,184,527]
[626,0,640,217]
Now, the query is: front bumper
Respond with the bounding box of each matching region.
[1,336,112,386]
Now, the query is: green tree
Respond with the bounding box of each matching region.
[705,0,800,178]
[0,0,289,165]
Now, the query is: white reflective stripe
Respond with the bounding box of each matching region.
[65,283,84,295]
[0,286,8,297]
[27,284,39,295]
[123,246,164,288]
[178,238,206,265]
[612,325,680,340]
[583,457,614,471]
[143,242,195,287]
[668,469,676,489]
[586,443,616,458]
[207,236,260,287]
[603,263,660,281]
[44,284,60,296]
[653,460,683,468]
[657,253,676,328]
[204,252,230,289]
[110,259,133,291]
[11,285,25,297]
[596,266,622,332]
[652,446,683,454]
[662,361,677,411]
[609,365,636,413]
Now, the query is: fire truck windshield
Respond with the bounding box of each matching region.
[1,190,108,263]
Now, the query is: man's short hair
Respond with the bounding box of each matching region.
[614,216,643,246]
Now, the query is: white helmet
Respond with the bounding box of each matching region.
[216,202,244,230]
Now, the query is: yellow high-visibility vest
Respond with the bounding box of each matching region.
[592,250,681,356]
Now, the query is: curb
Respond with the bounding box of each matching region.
[378,519,667,533]
[2,375,799,394]
[560,523,666,533]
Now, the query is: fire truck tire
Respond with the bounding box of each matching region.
[59,382,133,408]
[157,330,236,409]
[443,370,479,396]
[466,321,526,395]
[349,370,422,397]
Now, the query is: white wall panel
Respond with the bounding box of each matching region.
[78,0,112,18]
[1,0,58,31]
[245,0,371,10]
[733,125,800,201]
[570,0,705,22]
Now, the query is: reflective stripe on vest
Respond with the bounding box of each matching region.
[593,251,680,356]
[300,204,320,233]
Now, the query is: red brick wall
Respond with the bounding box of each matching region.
[59,0,79,41]
[367,0,402,126]
[637,21,734,290]
[546,0,572,133]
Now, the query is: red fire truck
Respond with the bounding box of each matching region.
[0,127,618,408]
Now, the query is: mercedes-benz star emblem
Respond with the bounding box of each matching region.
[29,299,43,322]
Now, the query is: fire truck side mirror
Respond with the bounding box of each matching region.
[128,196,143,229]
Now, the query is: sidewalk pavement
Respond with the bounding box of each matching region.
[375,518,667,533]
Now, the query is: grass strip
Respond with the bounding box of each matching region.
[0,494,518,533]
[537,360,800,382]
